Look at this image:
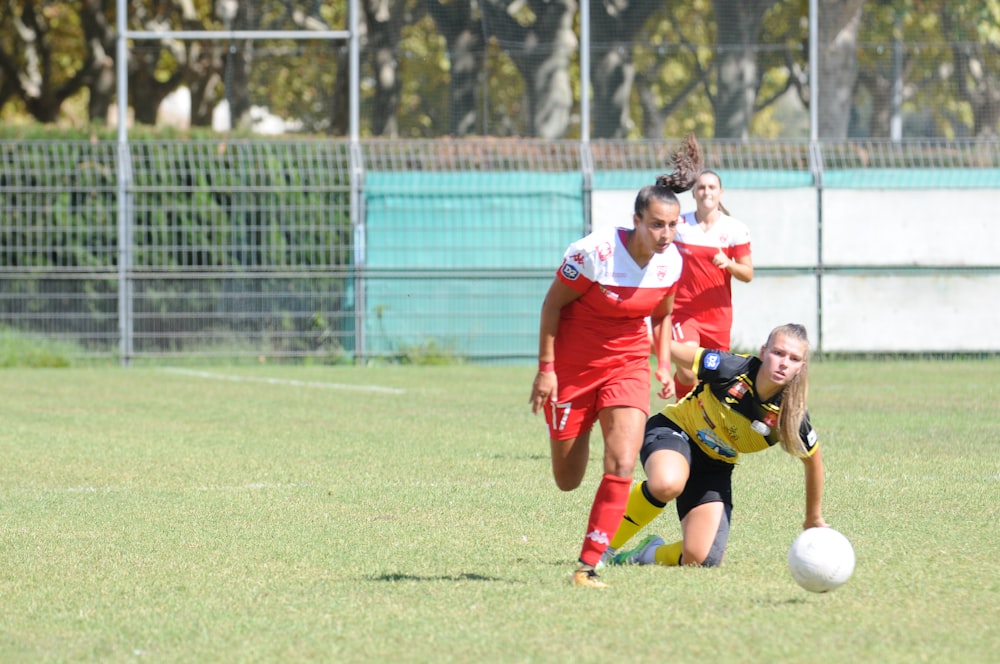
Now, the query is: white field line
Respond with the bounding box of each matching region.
[161,368,405,394]
[21,482,313,494]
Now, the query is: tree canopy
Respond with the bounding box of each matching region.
[0,0,996,138]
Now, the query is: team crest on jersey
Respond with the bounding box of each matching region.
[657,266,668,280]
[728,381,748,398]
[704,352,721,370]
[560,262,580,280]
[597,242,612,260]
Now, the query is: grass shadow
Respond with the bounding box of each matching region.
[372,572,517,583]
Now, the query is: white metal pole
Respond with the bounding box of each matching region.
[348,0,366,361]
[580,0,590,143]
[809,0,818,143]
[579,1,593,232]
[808,0,823,353]
[116,0,133,364]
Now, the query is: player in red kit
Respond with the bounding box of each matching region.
[670,170,754,399]
[529,136,702,588]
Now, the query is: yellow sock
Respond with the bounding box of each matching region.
[654,540,683,566]
[609,481,665,550]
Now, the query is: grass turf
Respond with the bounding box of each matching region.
[1,361,998,662]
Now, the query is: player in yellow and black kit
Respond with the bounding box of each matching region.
[601,323,828,568]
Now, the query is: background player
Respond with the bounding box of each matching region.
[671,170,754,399]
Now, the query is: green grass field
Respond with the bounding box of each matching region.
[2,361,998,662]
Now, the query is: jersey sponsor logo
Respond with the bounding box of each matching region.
[586,529,611,545]
[704,352,721,370]
[571,251,585,265]
[807,429,818,445]
[727,381,748,398]
[598,284,621,302]
[560,262,580,280]
[696,429,737,458]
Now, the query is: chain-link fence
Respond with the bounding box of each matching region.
[2,137,999,363]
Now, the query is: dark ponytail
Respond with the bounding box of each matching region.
[635,135,703,215]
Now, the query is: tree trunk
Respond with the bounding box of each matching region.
[712,0,774,139]
[329,43,351,136]
[482,0,577,139]
[589,1,660,139]
[426,0,485,137]
[363,0,406,137]
[187,42,224,127]
[79,0,117,124]
[3,3,88,123]
[943,9,999,138]
[817,0,863,138]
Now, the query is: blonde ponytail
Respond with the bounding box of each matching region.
[767,324,811,457]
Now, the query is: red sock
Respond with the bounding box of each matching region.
[578,474,632,567]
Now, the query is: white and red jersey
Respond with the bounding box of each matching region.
[555,226,682,370]
[673,212,752,334]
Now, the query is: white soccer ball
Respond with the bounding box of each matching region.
[787,527,855,593]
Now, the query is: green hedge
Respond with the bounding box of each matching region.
[1,138,352,271]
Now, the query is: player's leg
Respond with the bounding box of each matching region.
[545,386,598,491]
[606,414,692,558]
[675,451,735,566]
[679,501,731,566]
[574,406,644,570]
[548,432,590,491]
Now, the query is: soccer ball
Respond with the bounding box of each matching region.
[787,527,855,593]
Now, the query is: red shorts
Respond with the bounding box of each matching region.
[672,316,730,351]
[544,359,651,441]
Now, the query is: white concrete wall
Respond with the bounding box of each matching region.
[822,190,997,266]
[591,188,1000,353]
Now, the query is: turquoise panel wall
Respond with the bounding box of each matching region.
[363,171,583,359]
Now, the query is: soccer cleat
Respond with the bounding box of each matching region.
[571,564,609,588]
[610,534,664,566]
[595,547,617,570]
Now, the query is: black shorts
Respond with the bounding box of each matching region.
[640,413,735,520]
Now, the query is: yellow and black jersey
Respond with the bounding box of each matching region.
[663,348,818,464]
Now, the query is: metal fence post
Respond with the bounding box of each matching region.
[116,0,133,366]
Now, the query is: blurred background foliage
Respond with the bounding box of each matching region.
[0,0,997,139]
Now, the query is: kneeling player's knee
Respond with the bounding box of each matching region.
[644,477,683,503]
[700,550,725,568]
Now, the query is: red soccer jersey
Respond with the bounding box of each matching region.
[554,226,682,370]
[673,212,752,335]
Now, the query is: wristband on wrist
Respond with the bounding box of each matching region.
[538,360,555,373]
